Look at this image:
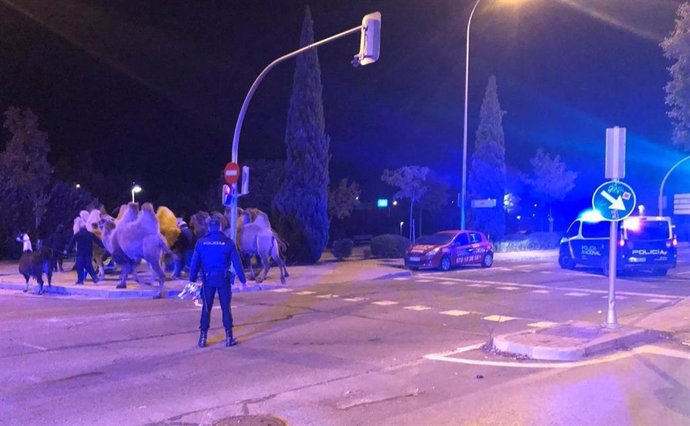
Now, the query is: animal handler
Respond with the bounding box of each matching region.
[189,217,246,348]
[65,222,104,285]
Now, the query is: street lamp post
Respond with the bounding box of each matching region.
[131,184,142,203]
[658,155,690,216]
[461,0,484,231]
[399,221,404,235]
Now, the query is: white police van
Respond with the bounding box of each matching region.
[559,214,677,276]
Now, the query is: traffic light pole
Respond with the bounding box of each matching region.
[228,26,363,241]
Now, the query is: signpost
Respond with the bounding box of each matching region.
[596,126,634,329]
[224,162,240,185]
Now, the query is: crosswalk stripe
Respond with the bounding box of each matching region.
[531,290,550,294]
[404,305,431,311]
[467,284,489,288]
[316,294,339,299]
[393,277,408,281]
[600,295,628,300]
[564,292,589,297]
[439,281,457,285]
[483,315,518,322]
[528,321,558,328]
[372,300,398,306]
[295,291,316,295]
[416,279,433,283]
[440,310,470,317]
[271,288,293,293]
[497,286,520,291]
[343,297,366,302]
[539,271,553,274]
[646,298,671,303]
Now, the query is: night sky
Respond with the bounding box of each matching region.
[0,0,687,221]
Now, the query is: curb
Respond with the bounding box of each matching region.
[374,271,412,280]
[492,322,666,361]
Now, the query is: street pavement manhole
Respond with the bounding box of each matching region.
[213,415,287,426]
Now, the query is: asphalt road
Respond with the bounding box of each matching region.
[2,254,690,425]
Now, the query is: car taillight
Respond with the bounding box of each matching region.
[618,239,625,248]
[671,237,678,247]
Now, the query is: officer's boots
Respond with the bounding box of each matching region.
[225,330,238,347]
[198,331,208,348]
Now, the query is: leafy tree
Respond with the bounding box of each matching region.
[239,159,284,214]
[418,172,450,235]
[662,3,690,151]
[273,6,330,263]
[0,107,52,231]
[467,76,506,240]
[42,181,99,236]
[381,166,429,241]
[328,178,360,220]
[522,148,577,231]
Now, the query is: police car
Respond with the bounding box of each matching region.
[559,213,677,276]
[405,230,494,271]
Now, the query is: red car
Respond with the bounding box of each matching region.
[404,230,494,271]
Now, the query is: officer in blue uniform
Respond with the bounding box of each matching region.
[189,217,246,348]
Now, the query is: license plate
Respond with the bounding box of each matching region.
[408,256,420,262]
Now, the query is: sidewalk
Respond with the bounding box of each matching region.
[0,252,410,299]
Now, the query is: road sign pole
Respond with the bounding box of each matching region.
[605,219,619,329]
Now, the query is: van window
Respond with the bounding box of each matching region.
[626,221,671,241]
[581,221,609,238]
[566,221,580,238]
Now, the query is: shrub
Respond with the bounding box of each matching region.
[331,238,354,261]
[495,232,561,252]
[370,234,411,258]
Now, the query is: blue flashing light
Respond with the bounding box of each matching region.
[579,209,605,223]
[377,198,389,208]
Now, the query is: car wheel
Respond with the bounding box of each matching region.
[481,253,493,268]
[438,255,451,272]
[558,255,576,270]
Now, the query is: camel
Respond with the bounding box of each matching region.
[16,233,52,294]
[99,203,174,291]
[233,208,288,285]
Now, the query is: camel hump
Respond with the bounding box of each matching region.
[138,203,160,234]
[118,203,139,223]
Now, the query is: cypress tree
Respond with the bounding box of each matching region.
[273,6,330,263]
[467,75,506,240]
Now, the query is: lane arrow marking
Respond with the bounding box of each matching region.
[601,190,626,211]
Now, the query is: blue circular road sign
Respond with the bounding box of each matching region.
[592,180,637,221]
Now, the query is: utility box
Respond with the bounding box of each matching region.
[605,126,626,179]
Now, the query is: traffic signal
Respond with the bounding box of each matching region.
[353,12,381,67]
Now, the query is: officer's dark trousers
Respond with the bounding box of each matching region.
[75,255,97,283]
[199,274,233,332]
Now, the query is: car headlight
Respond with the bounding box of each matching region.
[426,248,439,256]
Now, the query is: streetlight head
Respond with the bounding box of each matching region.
[353,11,381,67]
[75,183,81,189]
[132,185,142,194]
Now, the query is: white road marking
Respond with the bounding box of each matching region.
[439,281,458,285]
[646,298,672,303]
[531,290,550,294]
[295,291,316,295]
[497,286,520,291]
[440,310,471,317]
[416,279,433,283]
[467,284,489,288]
[343,297,366,302]
[565,292,589,297]
[424,342,690,368]
[316,294,339,299]
[437,277,681,300]
[404,305,432,311]
[528,321,559,328]
[674,270,690,275]
[393,277,408,281]
[539,271,553,274]
[483,315,518,322]
[22,342,48,351]
[372,300,399,306]
[271,288,293,293]
[600,295,628,300]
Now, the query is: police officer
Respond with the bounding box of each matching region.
[189,217,246,348]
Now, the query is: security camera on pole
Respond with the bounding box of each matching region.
[592,127,636,329]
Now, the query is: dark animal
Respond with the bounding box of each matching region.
[17,234,53,294]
